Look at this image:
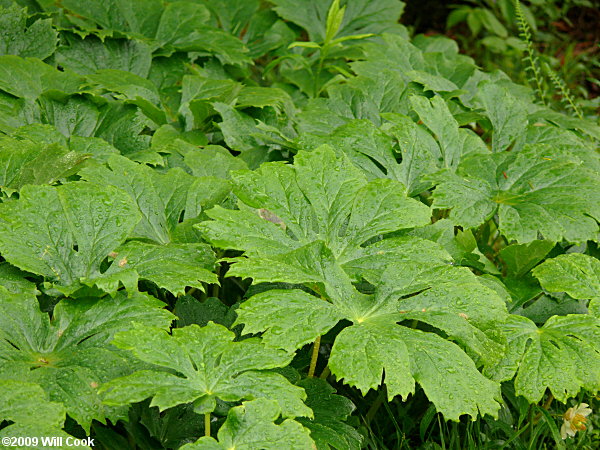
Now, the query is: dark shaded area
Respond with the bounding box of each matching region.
[401,0,452,34]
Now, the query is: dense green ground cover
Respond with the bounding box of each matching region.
[0,1,598,448]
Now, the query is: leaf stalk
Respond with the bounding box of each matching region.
[204,412,211,437]
[308,335,321,377]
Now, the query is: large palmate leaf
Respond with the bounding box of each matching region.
[296,111,484,197]
[101,322,312,418]
[200,145,430,262]
[78,155,226,294]
[0,287,174,431]
[0,181,140,295]
[432,145,600,243]
[200,147,506,420]
[0,4,57,59]
[229,242,506,420]
[486,314,600,403]
[181,399,314,450]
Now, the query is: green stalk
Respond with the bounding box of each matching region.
[365,389,386,425]
[204,413,211,437]
[307,335,321,377]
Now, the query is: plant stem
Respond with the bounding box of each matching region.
[204,412,211,437]
[308,336,321,377]
[319,365,330,379]
[533,393,554,424]
[211,261,221,298]
[365,388,386,425]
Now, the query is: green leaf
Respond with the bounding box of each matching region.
[433,145,600,243]
[271,0,404,42]
[37,93,102,138]
[153,2,251,65]
[174,297,237,329]
[513,125,600,174]
[477,81,528,152]
[236,86,293,112]
[297,119,401,182]
[0,380,89,447]
[486,314,600,402]
[80,155,229,244]
[179,75,241,129]
[78,155,226,294]
[93,241,217,296]
[93,103,152,155]
[296,72,407,132]
[0,263,38,296]
[180,399,314,450]
[183,145,248,179]
[296,378,362,450]
[235,290,345,353]
[0,55,82,100]
[532,254,600,302]
[244,13,295,58]
[101,322,311,418]
[409,95,464,170]
[0,135,89,194]
[382,113,442,195]
[0,4,57,59]
[61,0,164,38]
[56,35,152,77]
[499,240,555,278]
[328,319,414,400]
[200,144,506,418]
[213,102,269,156]
[198,0,260,35]
[329,319,501,421]
[0,182,140,295]
[83,69,166,124]
[154,1,211,48]
[0,287,174,431]
[0,380,65,428]
[167,26,251,66]
[201,146,430,261]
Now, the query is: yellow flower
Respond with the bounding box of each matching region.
[561,403,592,440]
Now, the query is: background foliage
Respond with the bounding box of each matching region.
[0,0,598,449]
